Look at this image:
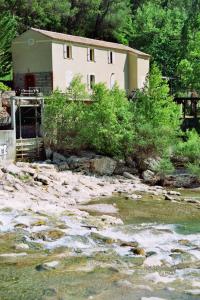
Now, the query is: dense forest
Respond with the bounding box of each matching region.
[1,0,200,94]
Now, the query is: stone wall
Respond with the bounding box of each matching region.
[14,72,52,95]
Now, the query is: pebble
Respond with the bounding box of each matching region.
[37,260,60,271]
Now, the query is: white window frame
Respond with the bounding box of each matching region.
[87,48,95,62]
[63,44,72,59]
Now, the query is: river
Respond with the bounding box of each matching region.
[0,190,200,300]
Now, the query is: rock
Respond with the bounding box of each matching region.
[114,160,138,175]
[120,241,139,248]
[171,248,185,254]
[178,239,191,246]
[67,156,91,171]
[164,173,199,188]
[35,174,50,185]
[146,251,157,257]
[3,185,15,192]
[22,167,36,177]
[57,162,69,171]
[142,170,158,185]
[123,172,137,180]
[90,157,116,175]
[45,147,53,160]
[36,260,60,271]
[115,280,132,288]
[167,190,181,196]
[14,243,29,250]
[30,229,64,241]
[100,215,123,226]
[165,194,175,201]
[2,164,22,176]
[53,152,68,164]
[138,157,161,172]
[14,223,28,229]
[31,219,47,226]
[130,248,146,256]
[0,252,27,257]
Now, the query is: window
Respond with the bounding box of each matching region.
[110,73,115,89]
[88,74,95,89]
[108,51,114,64]
[87,48,95,62]
[63,44,72,59]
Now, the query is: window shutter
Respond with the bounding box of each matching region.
[87,48,90,61]
[63,44,67,59]
[112,52,115,64]
[108,51,110,64]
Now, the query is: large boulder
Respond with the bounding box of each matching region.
[67,155,117,175]
[142,169,158,185]
[164,173,199,188]
[90,156,116,175]
[67,156,91,171]
[114,159,138,175]
[53,152,68,164]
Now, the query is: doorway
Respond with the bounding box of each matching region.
[25,74,35,90]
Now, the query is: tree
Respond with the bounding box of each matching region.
[131,64,181,157]
[0,14,16,77]
[130,2,187,77]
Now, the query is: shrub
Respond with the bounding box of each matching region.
[131,64,181,158]
[187,161,200,179]
[79,83,134,157]
[154,157,175,176]
[43,76,88,151]
[175,129,200,162]
[0,82,10,91]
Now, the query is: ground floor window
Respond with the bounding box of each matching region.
[88,74,95,90]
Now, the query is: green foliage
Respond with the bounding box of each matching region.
[177,31,200,92]
[131,64,181,157]
[43,76,88,150]
[130,2,186,77]
[80,83,134,157]
[0,82,11,91]
[0,14,16,77]
[44,77,134,157]
[187,161,200,179]
[175,129,200,162]
[155,157,175,176]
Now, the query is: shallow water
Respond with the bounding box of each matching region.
[0,191,200,300]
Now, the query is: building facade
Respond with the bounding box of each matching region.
[12,28,150,95]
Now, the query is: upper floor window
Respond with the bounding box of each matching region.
[108,51,114,64]
[63,44,72,59]
[87,48,95,62]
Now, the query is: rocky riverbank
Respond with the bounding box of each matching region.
[0,160,164,214]
[1,161,200,300]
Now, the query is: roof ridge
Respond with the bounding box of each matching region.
[30,28,150,57]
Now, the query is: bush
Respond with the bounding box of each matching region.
[131,64,181,158]
[43,75,88,151]
[175,129,200,162]
[80,83,134,157]
[154,157,175,176]
[0,82,10,91]
[187,161,200,179]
